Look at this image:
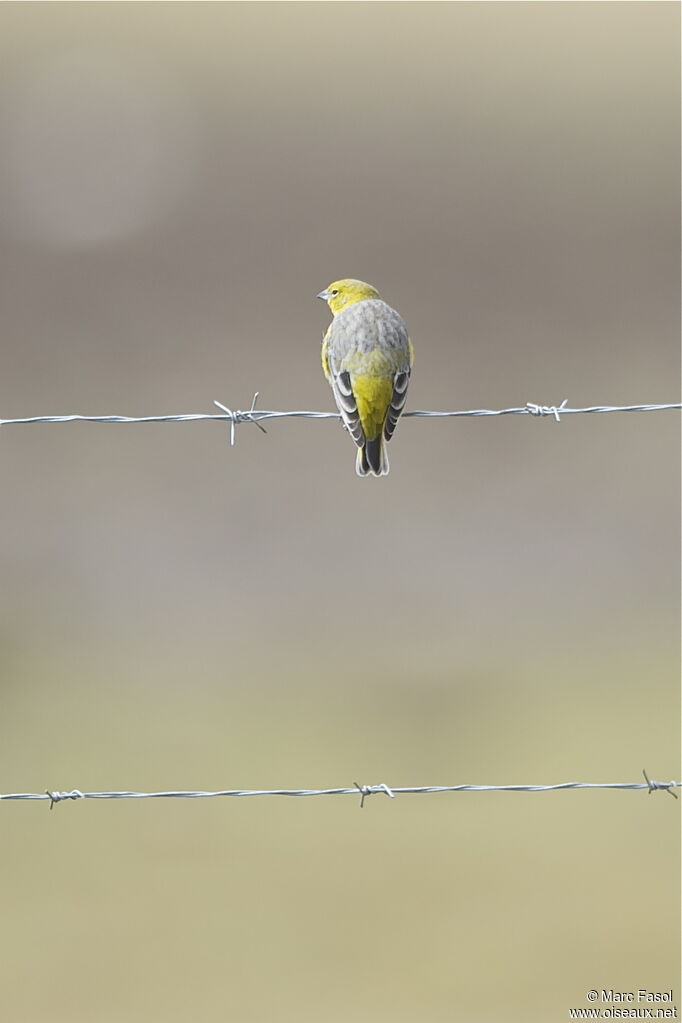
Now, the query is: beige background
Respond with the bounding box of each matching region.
[0,4,679,1021]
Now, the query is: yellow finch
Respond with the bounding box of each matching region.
[318,279,413,477]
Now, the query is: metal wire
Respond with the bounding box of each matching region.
[2,772,678,809]
[0,396,679,445]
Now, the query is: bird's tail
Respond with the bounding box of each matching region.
[356,436,389,477]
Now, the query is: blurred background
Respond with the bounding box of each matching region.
[0,4,679,1021]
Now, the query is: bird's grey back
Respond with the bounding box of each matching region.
[327,299,410,359]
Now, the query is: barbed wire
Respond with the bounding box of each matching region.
[0,396,679,444]
[2,772,678,810]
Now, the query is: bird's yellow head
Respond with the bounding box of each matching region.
[317,279,380,316]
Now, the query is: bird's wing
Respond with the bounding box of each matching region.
[383,340,412,442]
[321,329,332,383]
[326,349,366,447]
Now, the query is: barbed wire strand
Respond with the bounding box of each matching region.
[1,772,678,810]
[0,396,680,445]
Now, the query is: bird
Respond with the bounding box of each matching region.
[318,279,413,477]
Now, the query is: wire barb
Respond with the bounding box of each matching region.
[526,398,569,422]
[642,768,678,799]
[213,392,268,446]
[46,789,84,810]
[353,782,396,808]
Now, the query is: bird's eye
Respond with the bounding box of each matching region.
[331,289,339,296]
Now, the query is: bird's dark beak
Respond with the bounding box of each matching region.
[316,290,330,301]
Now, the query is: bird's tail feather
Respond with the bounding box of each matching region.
[356,436,389,477]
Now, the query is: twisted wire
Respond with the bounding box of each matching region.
[0,396,679,445]
[2,773,678,809]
